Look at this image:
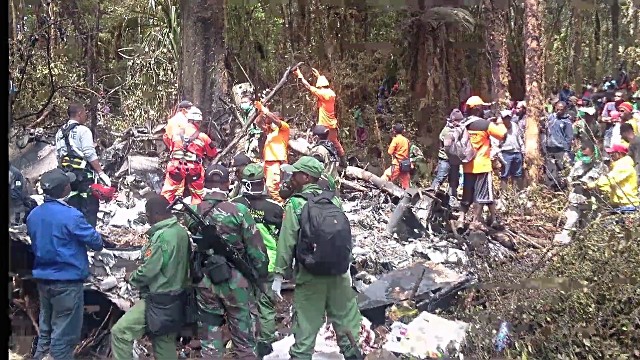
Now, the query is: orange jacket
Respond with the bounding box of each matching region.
[263,120,290,162]
[463,119,507,174]
[163,112,188,148]
[309,87,338,128]
[171,123,217,159]
[388,134,410,165]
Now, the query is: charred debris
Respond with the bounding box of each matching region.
[10,123,532,359]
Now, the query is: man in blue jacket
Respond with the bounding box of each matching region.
[27,168,103,360]
[544,101,574,190]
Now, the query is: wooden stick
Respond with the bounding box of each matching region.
[212,62,304,164]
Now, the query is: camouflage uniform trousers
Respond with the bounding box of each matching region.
[196,273,258,359]
[253,273,277,353]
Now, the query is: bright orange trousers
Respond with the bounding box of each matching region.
[264,160,284,204]
[382,164,410,189]
[161,159,205,205]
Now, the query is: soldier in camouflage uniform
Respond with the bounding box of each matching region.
[188,164,268,359]
[230,163,284,356]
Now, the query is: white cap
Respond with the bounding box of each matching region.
[186,107,203,121]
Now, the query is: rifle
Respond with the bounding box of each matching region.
[167,197,267,294]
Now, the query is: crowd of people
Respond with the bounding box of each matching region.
[13,65,640,360]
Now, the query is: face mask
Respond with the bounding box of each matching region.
[240,103,253,111]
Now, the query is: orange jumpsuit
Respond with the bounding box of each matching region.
[163,111,188,148]
[161,123,217,205]
[309,86,345,157]
[382,134,411,189]
[262,120,290,203]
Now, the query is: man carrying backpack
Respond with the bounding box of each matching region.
[272,156,362,360]
[230,163,284,357]
[432,109,465,207]
[451,96,507,231]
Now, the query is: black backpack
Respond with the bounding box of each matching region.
[295,191,352,276]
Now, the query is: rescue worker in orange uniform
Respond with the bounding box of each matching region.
[255,101,290,203]
[381,123,411,189]
[294,67,347,167]
[163,100,193,148]
[161,107,218,205]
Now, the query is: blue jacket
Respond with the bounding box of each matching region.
[27,197,103,281]
[545,113,574,152]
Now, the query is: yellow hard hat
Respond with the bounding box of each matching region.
[465,96,490,108]
[315,76,329,88]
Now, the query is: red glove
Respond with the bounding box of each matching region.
[90,183,117,202]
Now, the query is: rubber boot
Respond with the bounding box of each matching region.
[339,156,348,168]
[256,341,274,358]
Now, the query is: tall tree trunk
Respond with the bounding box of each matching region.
[610,0,620,70]
[594,10,601,77]
[524,0,544,183]
[572,7,583,91]
[483,0,511,106]
[180,0,230,127]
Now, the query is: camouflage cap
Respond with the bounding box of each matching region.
[281,156,324,179]
[241,163,264,181]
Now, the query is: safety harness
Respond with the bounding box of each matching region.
[59,123,89,170]
[171,130,202,162]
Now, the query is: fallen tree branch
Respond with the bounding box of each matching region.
[213,61,304,163]
[26,106,54,129]
[341,179,368,192]
[289,136,407,198]
[344,166,405,198]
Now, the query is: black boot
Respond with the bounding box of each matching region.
[256,341,274,357]
[339,156,348,168]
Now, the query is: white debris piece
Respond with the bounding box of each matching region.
[265,319,376,360]
[383,312,469,359]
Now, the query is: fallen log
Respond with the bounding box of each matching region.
[289,137,407,198]
[344,166,405,198]
[213,62,304,163]
[341,179,368,192]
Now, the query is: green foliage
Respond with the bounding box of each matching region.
[461,210,640,359]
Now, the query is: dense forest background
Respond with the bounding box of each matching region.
[8,0,640,163]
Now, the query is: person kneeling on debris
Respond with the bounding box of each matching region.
[585,143,640,212]
[273,156,363,360]
[160,106,218,205]
[554,142,606,244]
[231,163,284,357]
[187,164,268,359]
[55,103,112,227]
[381,123,412,189]
[27,168,104,360]
[111,194,190,360]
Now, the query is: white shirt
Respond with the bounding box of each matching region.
[55,119,98,162]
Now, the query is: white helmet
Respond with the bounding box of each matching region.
[186,107,203,121]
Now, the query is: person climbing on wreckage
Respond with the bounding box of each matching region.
[161,106,218,205]
[294,66,348,167]
[239,94,266,163]
[553,141,607,244]
[254,101,291,204]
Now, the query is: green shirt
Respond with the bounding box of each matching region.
[353,107,364,128]
[129,216,190,293]
[275,183,342,282]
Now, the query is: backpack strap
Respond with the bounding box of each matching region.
[61,123,83,158]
